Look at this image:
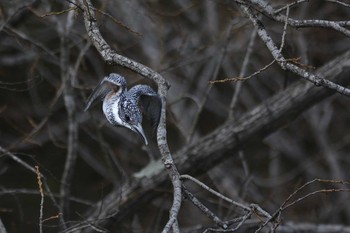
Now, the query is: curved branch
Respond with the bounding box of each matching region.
[78,0,181,231]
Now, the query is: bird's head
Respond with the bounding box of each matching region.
[120,106,148,145]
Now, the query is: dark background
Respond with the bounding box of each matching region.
[0,0,350,232]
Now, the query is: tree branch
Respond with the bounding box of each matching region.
[76,49,350,232]
[238,3,350,96]
[78,0,181,231]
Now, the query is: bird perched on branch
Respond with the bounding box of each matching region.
[84,73,161,145]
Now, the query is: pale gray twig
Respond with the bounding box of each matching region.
[182,186,228,229]
[180,174,250,211]
[239,3,350,96]
[35,166,44,233]
[188,18,236,143]
[228,29,257,119]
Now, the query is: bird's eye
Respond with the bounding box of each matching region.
[125,115,130,122]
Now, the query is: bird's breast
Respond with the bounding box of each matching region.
[103,95,123,126]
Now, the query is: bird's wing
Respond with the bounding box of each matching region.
[128,85,161,128]
[84,74,126,111]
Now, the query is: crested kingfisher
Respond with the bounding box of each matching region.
[84,73,161,145]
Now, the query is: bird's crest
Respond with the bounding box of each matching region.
[84,73,126,111]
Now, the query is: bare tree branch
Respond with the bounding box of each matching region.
[78,0,182,231]
[59,5,79,225]
[75,48,350,232]
[238,3,350,96]
[2,1,350,232]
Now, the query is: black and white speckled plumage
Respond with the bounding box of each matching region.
[84,73,160,145]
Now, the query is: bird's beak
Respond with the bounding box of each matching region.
[132,123,148,145]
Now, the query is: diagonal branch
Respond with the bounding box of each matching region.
[238,3,350,97]
[76,50,350,232]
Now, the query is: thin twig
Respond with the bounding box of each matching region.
[94,8,142,37]
[275,0,309,14]
[188,18,237,143]
[0,188,94,206]
[35,166,44,233]
[238,3,350,96]
[231,212,252,231]
[281,178,350,210]
[180,174,250,211]
[204,212,252,232]
[40,7,77,18]
[209,60,275,84]
[284,188,350,210]
[228,29,257,119]
[326,0,350,7]
[279,5,289,53]
[255,178,350,232]
[182,186,228,229]
[0,146,38,174]
[183,184,256,232]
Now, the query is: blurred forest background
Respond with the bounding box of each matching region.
[1,0,350,232]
